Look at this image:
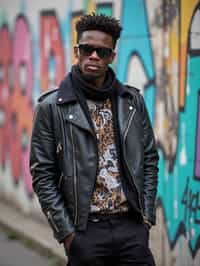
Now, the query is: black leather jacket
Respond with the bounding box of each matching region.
[30,76,159,243]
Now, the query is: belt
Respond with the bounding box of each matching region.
[88,211,131,223]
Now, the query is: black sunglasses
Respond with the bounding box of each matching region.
[77,44,113,59]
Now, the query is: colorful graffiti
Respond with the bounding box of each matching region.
[117,0,200,258]
[155,0,200,257]
[0,15,33,195]
[0,0,200,264]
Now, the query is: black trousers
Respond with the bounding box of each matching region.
[67,213,155,266]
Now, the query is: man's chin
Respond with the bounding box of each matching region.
[82,71,102,81]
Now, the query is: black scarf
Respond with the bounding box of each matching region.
[70,64,118,100]
[70,64,120,134]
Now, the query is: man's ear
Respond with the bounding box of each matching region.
[74,46,79,59]
[109,51,116,64]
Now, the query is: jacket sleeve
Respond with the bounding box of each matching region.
[139,94,159,225]
[30,100,75,243]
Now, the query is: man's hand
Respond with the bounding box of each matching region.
[143,216,152,230]
[64,232,75,252]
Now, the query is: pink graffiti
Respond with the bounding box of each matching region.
[40,11,66,91]
[0,12,67,196]
[0,16,33,195]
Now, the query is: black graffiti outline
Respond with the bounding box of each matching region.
[181,176,200,224]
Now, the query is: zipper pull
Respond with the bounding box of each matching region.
[56,142,63,154]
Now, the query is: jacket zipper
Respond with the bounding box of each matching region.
[122,108,136,143]
[70,123,78,225]
[58,172,64,188]
[47,211,59,233]
[122,108,144,216]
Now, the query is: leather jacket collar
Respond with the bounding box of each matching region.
[56,74,77,104]
[56,72,131,105]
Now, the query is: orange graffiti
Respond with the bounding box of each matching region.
[179,0,199,109]
[71,13,82,65]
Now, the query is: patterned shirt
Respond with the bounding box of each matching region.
[87,98,128,213]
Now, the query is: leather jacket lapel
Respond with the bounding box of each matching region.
[64,103,93,134]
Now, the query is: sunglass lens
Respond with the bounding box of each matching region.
[79,44,94,56]
[97,47,112,58]
[78,44,112,58]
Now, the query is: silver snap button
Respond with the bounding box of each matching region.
[69,114,73,119]
[58,98,63,102]
[129,105,133,110]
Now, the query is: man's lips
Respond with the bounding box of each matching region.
[85,64,100,71]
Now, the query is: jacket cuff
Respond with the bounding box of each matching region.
[143,216,152,229]
[45,209,75,243]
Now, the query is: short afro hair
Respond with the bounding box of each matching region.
[75,13,122,49]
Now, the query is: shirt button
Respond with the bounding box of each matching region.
[58,98,63,102]
[69,114,73,119]
[129,105,133,110]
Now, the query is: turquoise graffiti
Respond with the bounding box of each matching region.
[117,0,200,256]
[117,0,155,123]
[158,53,200,255]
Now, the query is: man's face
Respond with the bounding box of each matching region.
[74,30,116,86]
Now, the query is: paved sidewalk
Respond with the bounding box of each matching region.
[0,201,66,265]
[0,227,55,266]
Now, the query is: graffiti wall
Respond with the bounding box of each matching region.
[0,0,199,265]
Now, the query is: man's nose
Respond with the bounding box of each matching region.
[89,50,100,59]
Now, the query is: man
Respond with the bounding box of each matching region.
[30,13,159,266]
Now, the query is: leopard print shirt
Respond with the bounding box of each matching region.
[87,98,128,213]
